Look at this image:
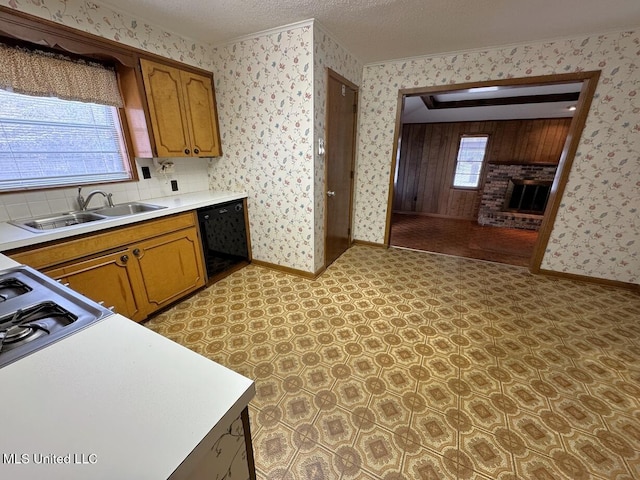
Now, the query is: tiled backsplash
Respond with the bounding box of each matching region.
[0,157,211,222]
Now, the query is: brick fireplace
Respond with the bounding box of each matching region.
[478,164,557,230]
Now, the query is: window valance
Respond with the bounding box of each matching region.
[0,42,123,107]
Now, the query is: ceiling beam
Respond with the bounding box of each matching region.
[422,92,580,109]
[421,95,435,109]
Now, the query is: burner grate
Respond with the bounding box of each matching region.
[0,278,32,303]
[0,302,77,353]
[0,265,112,368]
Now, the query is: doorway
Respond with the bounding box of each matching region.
[324,69,358,268]
[386,71,600,271]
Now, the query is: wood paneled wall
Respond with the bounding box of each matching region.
[393,118,570,219]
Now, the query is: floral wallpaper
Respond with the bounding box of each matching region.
[354,32,640,285]
[2,0,363,275]
[207,24,316,272]
[0,0,214,220]
[5,1,636,283]
[208,21,362,273]
[312,23,362,272]
[1,0,213,69]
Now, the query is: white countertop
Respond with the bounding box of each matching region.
[0,253,20,270]
[0,190,247,252]
[0,313,255,480]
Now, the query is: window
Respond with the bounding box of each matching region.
[453,135,489,188]
[0,89,131,190]
[0,41,132,191]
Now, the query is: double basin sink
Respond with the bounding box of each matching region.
[10,202,167,233]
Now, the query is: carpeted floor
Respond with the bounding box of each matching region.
[389,214,538,267]
[145,245,640,479]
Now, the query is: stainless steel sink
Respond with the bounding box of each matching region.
[94,202,166,217]
[12,212,106,233]
[9,202,166,233]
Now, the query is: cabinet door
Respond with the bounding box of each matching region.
[180,70,222,157]
[140,59,191,157]
[44,250,147,322]
[134,227,205,314]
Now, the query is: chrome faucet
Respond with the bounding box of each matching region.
[77,187,114,210]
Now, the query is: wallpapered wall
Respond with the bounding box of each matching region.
[4,1,637,282]
[207,24,316,272]
[2,0,214,69]
[2,0,362,273]
[0,0,214,220]
[208,21,362,273]
[354,32,640,285]
[312,24,362,272]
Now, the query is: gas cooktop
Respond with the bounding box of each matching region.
[0,266,113,368]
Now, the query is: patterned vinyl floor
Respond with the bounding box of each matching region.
[145,245,640,479]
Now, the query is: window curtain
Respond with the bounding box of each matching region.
[0,42,123,107]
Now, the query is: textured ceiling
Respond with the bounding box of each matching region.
[99,0,640,63]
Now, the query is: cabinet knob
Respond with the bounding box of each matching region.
[133,248,141,257]
[194,148,200,155]
[184,148,190,154]
[120,254,129,263]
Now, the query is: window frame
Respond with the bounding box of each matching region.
[452,134,490,190]
[0,6,219,192]
[0,8,139,193]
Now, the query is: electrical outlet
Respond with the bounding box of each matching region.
[171,180,178,191]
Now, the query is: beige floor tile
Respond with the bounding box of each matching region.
[409,407,458,453]
[459,427,515,478]
[253,422,297,473]
[314,405,359,450]
[144,245,640,479]
[353,428,404,478]
[287,443,344,479]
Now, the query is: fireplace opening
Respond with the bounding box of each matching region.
[503,179,552,215]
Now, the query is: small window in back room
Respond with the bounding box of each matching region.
[453,135,489,189]
[0,42,132,191]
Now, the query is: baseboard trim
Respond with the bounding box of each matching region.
[392,211,476,221]
[538,268,640,293]
[352,239,387,248]
[251,259,320,279]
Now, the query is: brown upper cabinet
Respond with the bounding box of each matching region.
[0,7,222,161]
[139,59,222,158]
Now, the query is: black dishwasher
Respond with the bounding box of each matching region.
[197,200,249,278]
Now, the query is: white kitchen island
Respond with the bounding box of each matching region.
[0,311,255,479]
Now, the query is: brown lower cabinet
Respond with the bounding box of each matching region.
[46,247,145,321]
[8,212,205,322]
